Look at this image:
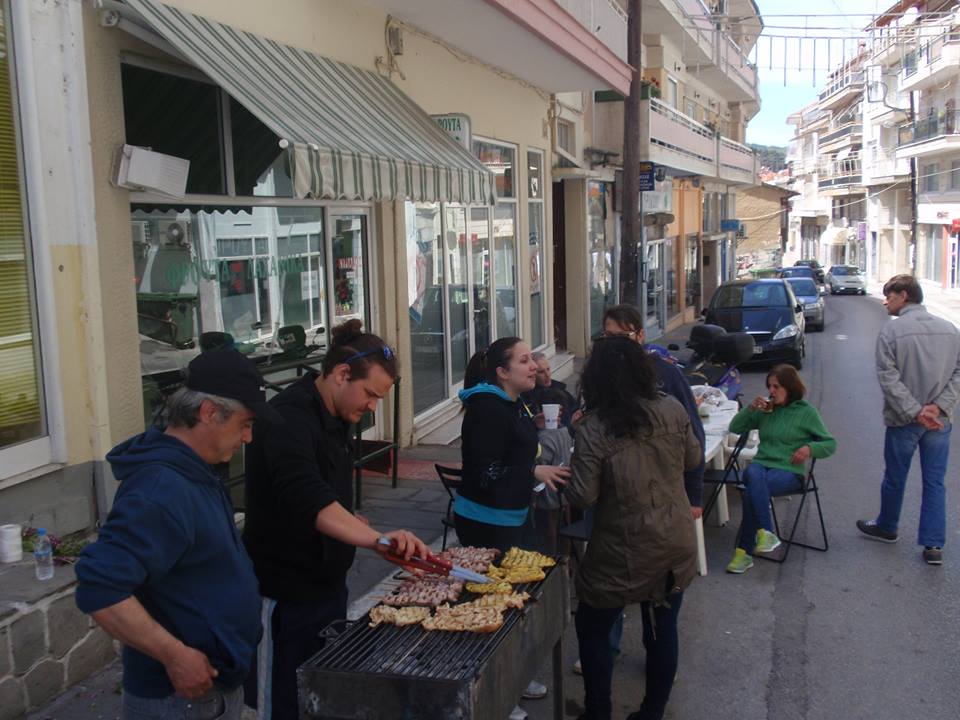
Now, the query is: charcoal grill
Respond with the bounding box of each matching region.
[299,560,570,719]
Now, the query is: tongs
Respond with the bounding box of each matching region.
[376,538,493,583]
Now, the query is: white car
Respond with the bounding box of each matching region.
[826,265,866,295]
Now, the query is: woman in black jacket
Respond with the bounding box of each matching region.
[454,336,571,553]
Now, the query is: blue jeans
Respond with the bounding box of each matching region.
[877,422,951,547]
[122,687,243,720]
[737,463,803,553]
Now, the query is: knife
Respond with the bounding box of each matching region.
[376,537,493,583]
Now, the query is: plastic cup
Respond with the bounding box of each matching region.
[542,404,561,430]
[0,524,23,563]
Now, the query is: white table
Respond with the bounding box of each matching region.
[694,398,740,576]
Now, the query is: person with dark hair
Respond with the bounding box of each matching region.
[242,320,429,720]
[856,273,960,565]
[725,364,836,574]
[76,351,281,720]
[568,337,702,720]
[456,337,569,717]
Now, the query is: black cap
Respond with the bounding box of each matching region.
[185,350,283,423]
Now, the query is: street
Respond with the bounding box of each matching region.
[527,293,960,720]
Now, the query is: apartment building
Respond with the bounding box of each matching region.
[560,0,762,344]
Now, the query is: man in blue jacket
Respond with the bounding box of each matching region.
[76,350,281,720]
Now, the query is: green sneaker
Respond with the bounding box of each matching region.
[725,548,754,574]
[755,529,782,554]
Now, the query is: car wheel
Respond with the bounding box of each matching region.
[829,287,835,295]
[815,321,825,332]
[860,289,866,295]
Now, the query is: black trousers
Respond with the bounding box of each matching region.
[453,513,525,554]
[575,590,684,720]
[244,586,348,720]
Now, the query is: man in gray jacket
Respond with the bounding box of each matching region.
[857,274,960,565]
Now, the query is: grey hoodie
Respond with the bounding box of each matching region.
[876,303,960,427]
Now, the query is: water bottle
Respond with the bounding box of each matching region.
[34,528,53,581]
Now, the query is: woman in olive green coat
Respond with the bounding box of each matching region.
[567,337,701,720]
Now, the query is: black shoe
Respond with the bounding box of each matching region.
[923,546,943,565]
[856,519,898,543]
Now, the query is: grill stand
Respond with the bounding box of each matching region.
[299,561,570,719]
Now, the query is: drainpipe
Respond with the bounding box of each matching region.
[909,90,918,274]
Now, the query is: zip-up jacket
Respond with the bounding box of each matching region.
[455,384,539,520]
[729,399,836,473]
[75,428,261,698]
[876,303,960,427]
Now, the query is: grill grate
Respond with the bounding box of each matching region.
[309,567,555,681]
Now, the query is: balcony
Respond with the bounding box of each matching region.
[593,98,757,184]
[818,151,862,194]
[900,31,960,92]
[817,70,864,112]
[819,123,862,153]
[555,0,628,62]
[719,137,758,185]
[642,0,715,65]
[864,147,910,184]
[897,110,960,159]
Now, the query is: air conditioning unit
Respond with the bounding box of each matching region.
[157,220,191,249]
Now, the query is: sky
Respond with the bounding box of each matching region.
[746,0,887,147]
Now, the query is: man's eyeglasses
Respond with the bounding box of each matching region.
[344,346,395,364]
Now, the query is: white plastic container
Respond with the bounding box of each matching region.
[0,524,23,563]
[542,404,561,430]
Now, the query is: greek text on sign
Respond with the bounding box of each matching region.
[432,114,472,151]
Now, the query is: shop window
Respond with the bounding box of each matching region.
[493,204,518,338]
[407,203,447,415]
[684,235,700,310]
[121,64,226,195]
[230,98,288,197]
[556,119,575,156]
[665,236,678,319]
[528,149,546,349]
[0,6,45,454]
[474,140,514,198]
[588,181,614,338]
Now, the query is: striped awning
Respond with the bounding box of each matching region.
[124,0,496,205]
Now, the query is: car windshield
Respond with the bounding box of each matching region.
[714,282,789,308]
[832,266,860,276]
[781,267,811,278]
[787,278,818,296]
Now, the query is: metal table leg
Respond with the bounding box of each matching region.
[552,635,565,720]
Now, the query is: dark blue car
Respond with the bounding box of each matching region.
[704,279,806,369]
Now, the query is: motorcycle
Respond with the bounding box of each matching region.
[649,324,755,402]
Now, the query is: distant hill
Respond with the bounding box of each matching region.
[749,144,787,171]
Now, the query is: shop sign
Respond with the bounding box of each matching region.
[641,190,671,213]
[721,219,741,233]
[952,219,960,233]
[432,114,472,151]
[857,221,867,241]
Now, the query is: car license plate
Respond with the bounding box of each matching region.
[753,346,763,354]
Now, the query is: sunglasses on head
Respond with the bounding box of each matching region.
[344,345,395,364]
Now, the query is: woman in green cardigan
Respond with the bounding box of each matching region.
[726,364,836,574]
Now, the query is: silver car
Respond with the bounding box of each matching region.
[786,277,825,331]
[826,265,867,295]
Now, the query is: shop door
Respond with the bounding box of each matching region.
[328,211,370,329]
[645,240,666,337]
[444,206,471,385]
[470,207,492,351]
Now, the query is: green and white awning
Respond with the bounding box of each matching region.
[124,0,496,205]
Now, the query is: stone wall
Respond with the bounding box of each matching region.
[0,564,118,720]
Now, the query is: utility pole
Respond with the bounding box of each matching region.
[620,0,642,306]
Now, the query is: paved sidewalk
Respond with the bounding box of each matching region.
[26,446,459,720]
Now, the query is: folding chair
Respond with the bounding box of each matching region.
[435,464,462,550]
[758,459,828,564]
[702,433,749,522]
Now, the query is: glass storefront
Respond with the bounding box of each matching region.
[916,224,944,284]
[645,240,666,334]
[665,236,679,319]
[684,234,700,311]
[588,181,614,339]
[407,204,446,414]
[528,150,545,348]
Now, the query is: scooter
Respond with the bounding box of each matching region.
[649,324,755,402]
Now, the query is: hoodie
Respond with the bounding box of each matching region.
[75,428,261,698]
[454,383,539,525]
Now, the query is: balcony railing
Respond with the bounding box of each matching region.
[818,151,862,188]
[555,0,628,61]
[819,71,864,102]
[820,123,862,146]
[869,147,910,179]
[649,98,717,164]
[899,111,960,146]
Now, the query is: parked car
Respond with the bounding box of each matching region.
[794,259,825,284]
[704,278,806,368]
[786,277,825,331]
[779,266,816,281]
[826,265,867,295]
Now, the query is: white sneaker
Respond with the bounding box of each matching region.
[573,658,582,675]
[521,680,548,699]
[509,705,528,720]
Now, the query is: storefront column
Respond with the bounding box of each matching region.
[563,178,589,358]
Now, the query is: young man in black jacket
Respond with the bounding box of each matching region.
[242,321,428,720]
